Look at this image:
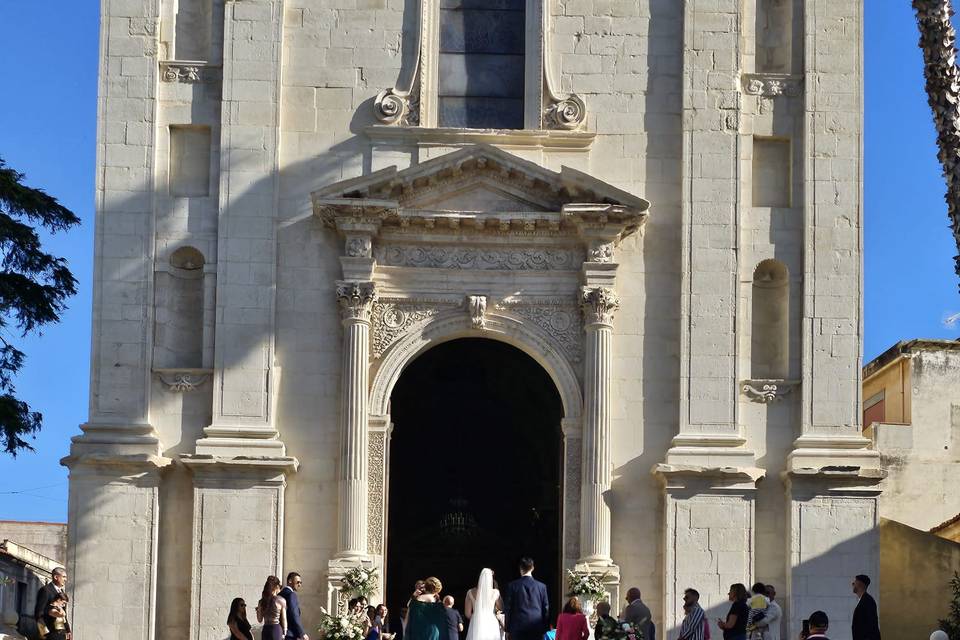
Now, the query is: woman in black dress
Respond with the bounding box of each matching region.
[228,597,255,640]
[717,583,749,640]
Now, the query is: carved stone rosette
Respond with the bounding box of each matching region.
[345,236,373,258]
[580,287,620,326]
[337,281,378,323]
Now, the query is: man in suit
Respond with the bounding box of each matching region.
[619,587,653,640]
[33,567,69,640]
[503,557,549,640]
[280,571,309,640]
[851,574,881,640]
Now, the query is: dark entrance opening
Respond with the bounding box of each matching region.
[386,338,563,621]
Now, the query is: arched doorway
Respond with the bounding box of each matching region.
[385,338,563,618]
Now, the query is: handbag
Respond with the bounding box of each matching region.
[37,619,49,639]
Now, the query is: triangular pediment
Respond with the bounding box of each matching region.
[312,144,650,237]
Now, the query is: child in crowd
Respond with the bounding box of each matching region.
[745,582,770,639]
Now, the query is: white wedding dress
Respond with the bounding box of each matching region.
[465,569,503,640]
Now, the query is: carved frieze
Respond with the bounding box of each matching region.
[336,281,378,322]
[376,245,583,270]
[580,287,620,326]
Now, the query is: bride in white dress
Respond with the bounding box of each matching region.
[464,568,504,640]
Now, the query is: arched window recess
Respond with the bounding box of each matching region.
[373,0,586,135]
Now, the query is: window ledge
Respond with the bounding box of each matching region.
[364,125,595,150]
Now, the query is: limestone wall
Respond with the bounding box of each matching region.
[74,1,875,639]
[0,521,67,565]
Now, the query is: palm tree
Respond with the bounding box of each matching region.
[914,0,960,290]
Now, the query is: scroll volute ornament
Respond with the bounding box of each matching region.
[580,287,619,326]
[336,281,378,322]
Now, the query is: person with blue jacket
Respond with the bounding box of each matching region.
[280,572,309,640]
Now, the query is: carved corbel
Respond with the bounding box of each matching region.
[740,379,799,403]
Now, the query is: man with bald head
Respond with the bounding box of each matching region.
[620,588,653,640]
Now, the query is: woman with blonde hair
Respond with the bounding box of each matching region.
[256,575,287,640]
[405,577,447,640]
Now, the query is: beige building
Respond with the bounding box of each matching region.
[64,1,880,640]
[863,339,960,531]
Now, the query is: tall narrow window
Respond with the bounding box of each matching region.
[751,260,789,379]
[755,0,792,73]
[438,0,525,129]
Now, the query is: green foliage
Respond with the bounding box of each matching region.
[0,157,79,456]
[939,572,960,640]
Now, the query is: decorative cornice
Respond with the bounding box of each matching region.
[364,125,595,149]
[154,368,213,392]
[740,379,799,403]
[741,73,803,97]
[580,286,619,326]
[336,281,378,322]
[160,60,220,83]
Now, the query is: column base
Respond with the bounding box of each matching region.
[664,433,757,468]
[786,433,882,473]
[195,423,288,456]
[69,421,162,457]
[327,557,380,613]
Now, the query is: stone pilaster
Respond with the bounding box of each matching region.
[61,454,171,640]
[784,470,882,640]
[181,455,298,640]
[336,281,377,558]
[654,466,762,640]
[200,0,285,456]
[578,286,618,566]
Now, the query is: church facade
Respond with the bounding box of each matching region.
[65,0,881,639]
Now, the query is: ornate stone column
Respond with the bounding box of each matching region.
[336,280,378,558]
[578,286,618,565]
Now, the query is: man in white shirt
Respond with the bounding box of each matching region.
[754,584,781,640]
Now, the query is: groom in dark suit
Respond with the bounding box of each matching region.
[503,557,549,640]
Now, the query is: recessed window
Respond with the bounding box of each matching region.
[751,259,789,379]
[438,0,525,129]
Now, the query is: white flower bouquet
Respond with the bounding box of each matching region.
[318,609,368,640]
[565,569,607,599]
[342,566,378,598]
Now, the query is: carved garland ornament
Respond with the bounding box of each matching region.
[376,245,582,270]
[336,281,378,322]
[740,380,796,403]
[580,287,620,326]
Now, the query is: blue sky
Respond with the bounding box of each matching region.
[0,4,957,521]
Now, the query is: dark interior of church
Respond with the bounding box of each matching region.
[386,338,563,625]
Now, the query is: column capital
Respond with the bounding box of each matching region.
[580,286,619,326]
[336,280,378,323]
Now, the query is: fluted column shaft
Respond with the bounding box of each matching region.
[579,286,618,563]
[336,281,377,557]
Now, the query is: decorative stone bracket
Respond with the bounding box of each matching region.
[740,379,799,403]
[741,73,803,98]
[467,295,487,329]
[159,60,220,83]
[154,368,213,392]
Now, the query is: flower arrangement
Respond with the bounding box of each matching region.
[565,569,607,599]
[318,609,369,640]
[595,619,644,640]
[341,566,378,597]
